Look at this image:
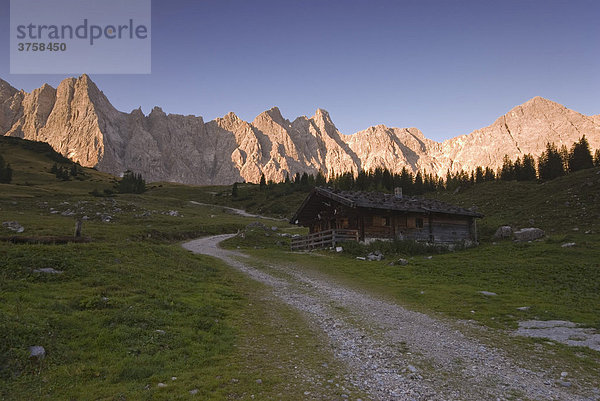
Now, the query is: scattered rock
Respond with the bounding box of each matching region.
[557,380,572,388]
[367,251,383,261]
[335,246,343,252]
[561,242,576,248]
[407,365,417,373]
[560,371,568,378]
[356,256,366,261]
[479,291,497,296]
[2,221,24,233]
[271,226,278,231]
[246,221,268,231]
[395,258,409,266]
[493,226,513,239]
[167,210,180,217]
[516,306,530,311]
[513,227,545,241]
[29,345,46,360]
[572,227,579,231]
[189,389,199,395]
[157,382,167,388]
[33,267,63,274]
[255,379,262,384]
[171,376,177,381]
[424,256,433,260]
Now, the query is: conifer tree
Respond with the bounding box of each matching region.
[538,142,565,181]
[231,182,239,198]
[259,173,267,190]
[500,155,514,181]
[594,149,600,167]
[568,135,594,172]
[0,154,12,184]
[520,154,537,181]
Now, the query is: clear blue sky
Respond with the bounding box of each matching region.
[1,0,599,141]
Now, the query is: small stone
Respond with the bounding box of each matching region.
[479,291,497,296]
[560,371,568,377]
[171,376,177,381]
[561,242,576,248]
[557,380,572,388]
[33,268,63,274]
[255,379,262,384]
[271,226,278,231]
[516,306,530,311]
[189,389,199,395]
[395,258,409,266]
[356,257,366,261]
[407,365,417,373]
[29,346,46,360]
[157,382,167,388]
[572,227,579,231]
[335,246,343,252]
[424,256,433,260]
[155,329,166,334]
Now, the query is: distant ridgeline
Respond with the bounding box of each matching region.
[265,136,600,197]
[1,75,599,185]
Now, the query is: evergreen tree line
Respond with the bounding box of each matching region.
[0,154,13,184]
[50,162,80,180]
[240,136,599,196]
[116,170,146,194]
[499,136,598,182]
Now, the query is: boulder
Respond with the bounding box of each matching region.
[366,251,383,261]
[2,221,24,233]
[493,226,513,239]
[513,227,545,241]
[394,258,409,266]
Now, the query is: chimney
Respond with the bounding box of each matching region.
[394,187,403,199]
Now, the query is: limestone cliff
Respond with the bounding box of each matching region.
[1,76,598,184]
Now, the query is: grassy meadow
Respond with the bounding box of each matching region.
[1,135,600,398]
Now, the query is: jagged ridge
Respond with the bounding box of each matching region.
[1,76,599,184]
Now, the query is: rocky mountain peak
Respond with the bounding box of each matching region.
[1,75,598,185]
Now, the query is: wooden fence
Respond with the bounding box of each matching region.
[291,229,359,250]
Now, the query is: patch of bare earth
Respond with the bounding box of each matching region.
[183,235,600,401]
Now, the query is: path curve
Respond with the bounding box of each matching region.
[183,235,595,401]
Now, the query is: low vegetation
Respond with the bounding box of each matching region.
[1,135,599,398]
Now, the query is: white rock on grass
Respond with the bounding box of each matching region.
[29,345,46,360]
[561,242,576,248]
[2,221,24,233]
[513,228,545,241]
[479,291,497,296]
[33,268,63,274]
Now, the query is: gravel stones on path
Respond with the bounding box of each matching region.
[183,235,595,401]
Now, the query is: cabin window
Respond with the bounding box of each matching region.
[416,218,424,228]
[372,216,390,227]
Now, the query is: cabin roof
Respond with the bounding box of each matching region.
[291,187,483,223]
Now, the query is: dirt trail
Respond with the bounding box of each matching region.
[183,235,597,401]
[188,201,285,221]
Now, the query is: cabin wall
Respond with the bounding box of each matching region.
[429,214,473,243]
[299,201,476,244]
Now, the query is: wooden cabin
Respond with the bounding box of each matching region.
[290,187,483,248]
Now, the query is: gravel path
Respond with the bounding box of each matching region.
[183,235,597,401]
[188,201,285,221]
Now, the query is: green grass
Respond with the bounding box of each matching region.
[1,137,354,400]
[2,135,600,397]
